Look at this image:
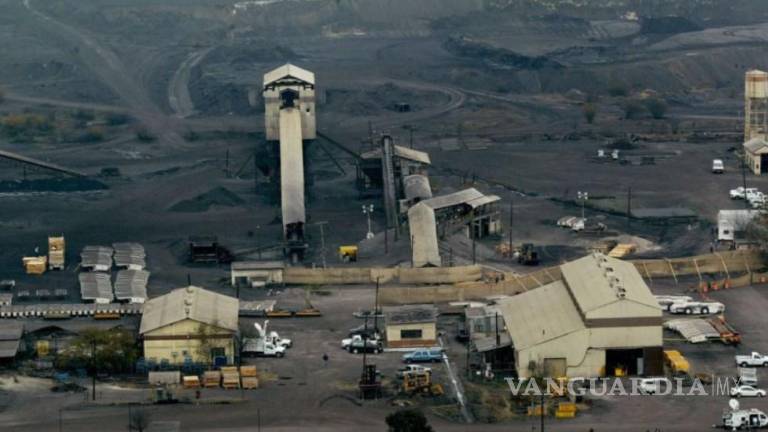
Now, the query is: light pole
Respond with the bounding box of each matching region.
[362,204,375,240]
[577,191,588,220]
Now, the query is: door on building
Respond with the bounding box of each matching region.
[211,347,226,366]
[605,348,644,376]
[761,154,768,174]
[543,358,567,377]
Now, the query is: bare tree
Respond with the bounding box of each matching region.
[129,408,151,432]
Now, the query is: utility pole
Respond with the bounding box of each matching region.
[577,191,588,220]
[374,277,380,331]
[471,214,477,265]
[495,311,500,346]
[540,392,545,432]
[508,198,514,262]
[362,204,375,240]
[255,225,261,259]
[742,150,750,210]
[91,338,97,401]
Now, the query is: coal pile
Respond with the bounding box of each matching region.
[170,187,245,212]
[0,177,107,193]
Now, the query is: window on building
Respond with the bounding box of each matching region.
[210,347,225,358]
[401,329,423,339]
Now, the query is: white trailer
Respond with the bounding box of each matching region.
[669,300,725,315]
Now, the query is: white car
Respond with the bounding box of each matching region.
[731,385,767,398]
[731,187,760,200]
[713,159,724,174]
[669,301,724,315]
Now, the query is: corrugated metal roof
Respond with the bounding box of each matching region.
[718,209,761,227]
[140,286,238,335]
[560,253,660,319]
[664,319,719,343]
[496,281,585,351]
[263,63,315,87]
[0,321,23,340]
[408,202,441,267]
[384,304,437,325]
[114,270,150,303]
[113,242,146,269]
[78,272,113,302]
[360,145,431,165]
[422,188,499,211]
[473,334,512,353]
[403,175,433,201]
[80,246,113,269]
[279,107,306,227]
[231,261,285,271]
[745,137,768,153]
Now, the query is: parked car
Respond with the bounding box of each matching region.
[731,385,767,398]
[396,364,432,379]
[731,187,760,200]
[712,159,725,174]
[341,335,383,354]
[736,352,768,368]
[668,300,724,315]
[402,348,443,364]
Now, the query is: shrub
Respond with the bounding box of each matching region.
[645,97,668,119]
[622,99,644,119]
[583,103,597,124]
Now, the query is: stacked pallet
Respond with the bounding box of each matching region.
[240,365,259,389]
[203,370,221,388]
[607,243,636,258]
[221,366,240,389]
[183,375,201,389]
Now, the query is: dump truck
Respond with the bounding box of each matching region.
[242,321,287,357]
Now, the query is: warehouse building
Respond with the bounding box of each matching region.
[384,304,438,348]
[140,286,239,366]
[744,137,768,175]
[497,253,663,378]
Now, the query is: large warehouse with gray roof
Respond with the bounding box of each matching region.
[497,252,663,378]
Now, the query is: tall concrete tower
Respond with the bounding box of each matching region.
[744,69,768,141]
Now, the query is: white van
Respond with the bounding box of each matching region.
[712,159,725,174]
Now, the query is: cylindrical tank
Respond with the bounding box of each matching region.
[745,69,768,99]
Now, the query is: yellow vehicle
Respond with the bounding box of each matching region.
[664,350,690,375]
[338,246,358,262]
[402,370,443,396]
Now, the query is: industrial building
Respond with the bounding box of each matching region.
[383,304,438,348]
[744,70,768,175]
[358,144,431,197]
[263,63,316,261]
[408,202,441,268]
[140,286,239,366]
[422,188,501,239]
[718,209,762,243]
[744,137,768,175]
[496,253,663,378]
[230,261,285,288]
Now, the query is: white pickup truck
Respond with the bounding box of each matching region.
[669,300,725,315]
[731,187,760,200]
[736,352,768,368]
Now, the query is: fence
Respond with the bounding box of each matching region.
[283,265,483,285]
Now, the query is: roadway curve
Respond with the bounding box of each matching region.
[168,47,213,118]
[21,0,186,148]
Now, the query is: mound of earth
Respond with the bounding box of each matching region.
[170,187,245,212]
[325,83,449,115]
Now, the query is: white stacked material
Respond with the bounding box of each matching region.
[664,318,720,343]
[114,269,149,303]
[79,272,113,303]
[113,243,146,270]
[80,246,113,271]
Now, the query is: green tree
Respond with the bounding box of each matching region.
[386,409,433,432]
[622,99,644,119]
[56,328,138,373]
[645,97,668,119]
[583,103,597,124]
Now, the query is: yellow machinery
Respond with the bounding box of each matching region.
[23,256,47,275]
[402,371,443,396]
[48,235,65,270]
[664,350,690,375]
[338,246,358,262]
[555,402,577,419]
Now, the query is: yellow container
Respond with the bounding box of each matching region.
[555,410,576,419]
[558,402,577,413]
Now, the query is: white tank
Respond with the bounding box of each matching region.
[745,70,768,99]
